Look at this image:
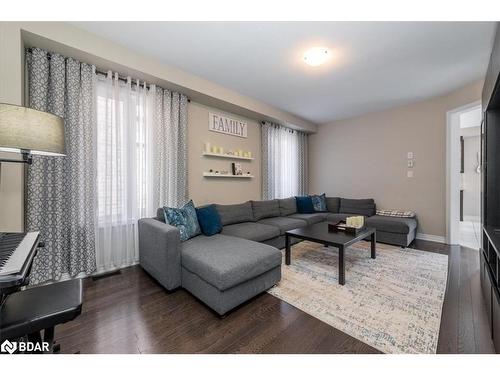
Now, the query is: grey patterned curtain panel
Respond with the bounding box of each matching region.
[298,129,308,195]
[153,86,188,209]
[262,121,308,199]
[26,47,97,284]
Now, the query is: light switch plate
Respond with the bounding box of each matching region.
[407,152,414,159]
[407,170,414,178]
[407,160,414,168]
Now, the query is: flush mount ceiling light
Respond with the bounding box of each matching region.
[303,47,330,67]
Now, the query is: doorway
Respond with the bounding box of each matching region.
[446,101,482,248]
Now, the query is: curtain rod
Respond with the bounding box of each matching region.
[95,70,150,88]
[26,48,190,102]
[95,70,191,102]
[261,121,304,134]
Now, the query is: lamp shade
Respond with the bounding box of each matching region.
[0,103,65,156]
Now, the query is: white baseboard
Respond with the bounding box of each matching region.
[94,261,139,276]
[30,261,139,287]
[416,233,446,244]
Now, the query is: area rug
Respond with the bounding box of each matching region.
[268,241,448,354]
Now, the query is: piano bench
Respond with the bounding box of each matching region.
[0,278,83,353]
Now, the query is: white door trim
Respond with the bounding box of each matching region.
[445,100,481,245]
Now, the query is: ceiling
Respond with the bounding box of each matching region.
[72,22,496,124]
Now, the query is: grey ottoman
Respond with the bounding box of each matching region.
[180,234,282,315]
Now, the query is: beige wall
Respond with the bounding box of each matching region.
[0,23,24,231]
[188,102,262,205]
[309,80,483,237]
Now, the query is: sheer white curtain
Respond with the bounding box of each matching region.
[95,72,155,272]
[262,122,308,199]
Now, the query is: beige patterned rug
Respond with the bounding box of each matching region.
[268,241,448,354]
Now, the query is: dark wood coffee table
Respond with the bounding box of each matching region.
[285,222,376,285]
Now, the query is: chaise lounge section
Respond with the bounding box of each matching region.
[181,234,282,315]
[139,205,283,316]
[138,196,418,315]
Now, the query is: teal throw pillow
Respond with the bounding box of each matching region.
[295,196,315,214]
[164,200,201,241]
[196,204,222,236]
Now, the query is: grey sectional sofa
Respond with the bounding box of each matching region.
[138,196,417,315]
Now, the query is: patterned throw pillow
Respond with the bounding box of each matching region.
[376,209,416,218]
[164,200,201,241]
[311,193,327,212]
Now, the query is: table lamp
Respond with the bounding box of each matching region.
[0,103,65,230]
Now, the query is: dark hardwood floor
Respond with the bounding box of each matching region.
[54,239,495,354]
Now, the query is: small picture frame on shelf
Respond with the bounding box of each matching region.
[231,162,243,175]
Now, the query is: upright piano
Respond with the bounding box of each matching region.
[0,232,83,353]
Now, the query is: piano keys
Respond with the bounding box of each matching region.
[0,231,40,296]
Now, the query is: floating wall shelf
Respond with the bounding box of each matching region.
[202,152,254,161]
[203,172,254,178]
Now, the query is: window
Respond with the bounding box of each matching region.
[95,75,153,224]
[262,122,308,199]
